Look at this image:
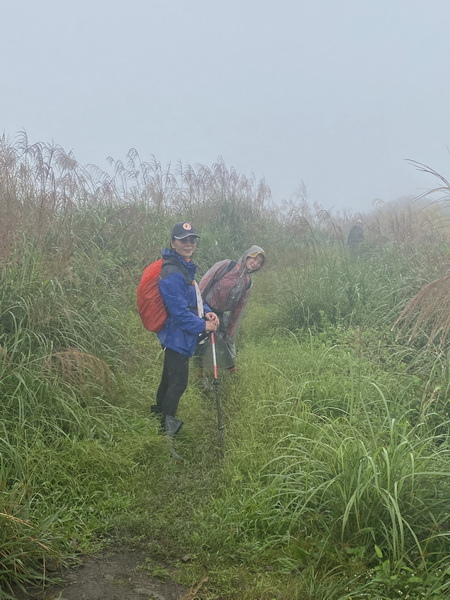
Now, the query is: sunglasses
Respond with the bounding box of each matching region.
[175,236,198,244]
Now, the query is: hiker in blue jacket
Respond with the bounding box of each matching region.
[151,222,219,460]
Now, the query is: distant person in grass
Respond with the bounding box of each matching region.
[198,245,266,373]
[347,219,365,249]
[150,222,219,460]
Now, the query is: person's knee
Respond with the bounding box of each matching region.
[173,381,188,395]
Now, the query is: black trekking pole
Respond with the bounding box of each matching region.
[210,332,224,456]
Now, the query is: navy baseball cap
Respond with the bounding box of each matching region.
[171,222,200,239]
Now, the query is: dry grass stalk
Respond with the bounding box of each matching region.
[317,209,345,244]
[406,159,450,204]
[366,198,448,247]
[0,511,33,526]
[1,135,272,263]
[180,576,209,600]
[43,349,112,392]
[393,274,450,346]
[102,151,271,215]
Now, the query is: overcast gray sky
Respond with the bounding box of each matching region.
[2,0,450,213]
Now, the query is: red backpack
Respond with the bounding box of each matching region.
[136,259,167,332]
[136,258,191,332]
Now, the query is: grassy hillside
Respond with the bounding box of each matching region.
[1,136,450,599]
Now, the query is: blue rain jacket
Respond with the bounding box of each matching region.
[157,248,212,356]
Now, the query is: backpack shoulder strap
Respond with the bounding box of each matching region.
[160,257,191,283]
[202,260,237,300]
[226,260,237,273]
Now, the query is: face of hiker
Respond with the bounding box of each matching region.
[171,236,198,259]
[246,254,264,272]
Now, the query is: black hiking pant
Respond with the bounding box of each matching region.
[154,348,189,417]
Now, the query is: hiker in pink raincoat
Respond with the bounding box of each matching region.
[198,245,266,371]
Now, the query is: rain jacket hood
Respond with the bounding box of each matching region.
[241,245,266,269]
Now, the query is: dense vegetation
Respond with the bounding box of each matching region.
[1,133,449,599]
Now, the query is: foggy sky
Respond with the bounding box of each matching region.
[2,0,450,213]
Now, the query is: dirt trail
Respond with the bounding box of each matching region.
[15,548,194,600]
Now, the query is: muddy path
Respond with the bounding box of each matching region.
[13,548,208,600]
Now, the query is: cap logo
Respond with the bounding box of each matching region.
[182,223,192,230]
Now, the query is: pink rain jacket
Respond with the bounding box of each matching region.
[199,245,266,340]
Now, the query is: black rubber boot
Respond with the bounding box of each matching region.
[163,415,184,461]
[164,415,183,436]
